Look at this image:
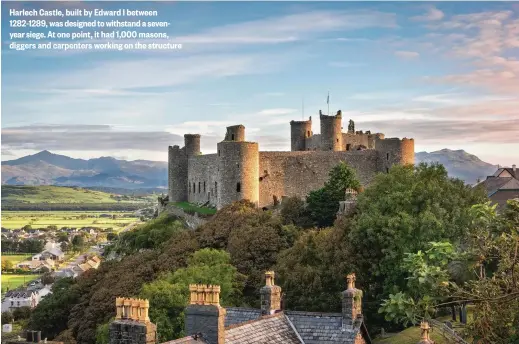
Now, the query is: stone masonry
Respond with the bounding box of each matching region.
[168,110,415,209]
[109,298,157,344]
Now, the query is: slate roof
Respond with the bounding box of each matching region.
[480,177,514,196]
[162,336,207,344]
[225,313,303,344]
[224,307,262,327]
[285,311,360,344]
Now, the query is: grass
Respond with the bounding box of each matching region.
[373,325,449,344]
[1,255,33,263]
[1,185,150,204]
[1,274,41,293]
[1,211,140,230]
[173,201,217,215]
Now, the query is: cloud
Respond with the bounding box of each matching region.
[2,124,183,152]
[395,51,420,59]
[411,6,445,21]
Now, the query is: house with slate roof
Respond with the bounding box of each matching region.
[476,164,519,209]
[108,272,371,344]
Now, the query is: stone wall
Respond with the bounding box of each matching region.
[320,113,342,151]
[185,305,226,344]
[187,153,218,205]
[168,145,187,202]
[258,150,379,208]
[163,204,208,229]
[290,118,312,151]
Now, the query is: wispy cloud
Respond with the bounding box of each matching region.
[257,108,297,116]
[395,50,420,59]
[411,6,445,22]
[2,125,183,152]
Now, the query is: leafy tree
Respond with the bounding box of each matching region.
[140,249,246,342]
[2,259,14,272]
[1,311,14,324]
[106,232,118,241]
[280,196,313,228]
[71,235,85,251]
[13,306,32,320]
[95,320,111,344]
[306,162,361,227]
[41,272,55,285]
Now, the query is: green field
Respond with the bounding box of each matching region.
[1,255,33,263]
[1,274,41,293]
[2,211,140,230]
[173,202,217,215]
[1,185,151,204]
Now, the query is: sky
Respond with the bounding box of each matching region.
[1,1,518,165]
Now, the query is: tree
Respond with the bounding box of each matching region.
[140,249,246,342]
[1,311,14,324]
[380,200,519,342]
[306,162,361,227]
[2,259,14,272]
[71,235,85,251]
[41,272,55,285]
[347,163,486,329]
[13,306,32,320]
[280,196,313,228]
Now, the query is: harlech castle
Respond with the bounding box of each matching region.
[168,110,415,209]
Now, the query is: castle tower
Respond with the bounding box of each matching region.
[375,137,415,173]
[320,110,342,151]
[168,145,188,202]
[225,125,245,142]
[216,136,259,210]
[290,117,312,151]
[184,134,201,156]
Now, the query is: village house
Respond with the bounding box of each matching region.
[477,164,519,209]
[108,272,371,344]
[1,282,52,313]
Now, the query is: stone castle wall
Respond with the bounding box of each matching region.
[258,151,379,208]
[187,153,218,205]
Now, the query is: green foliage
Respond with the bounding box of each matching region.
[280,196,313,228]
[306,162,361,227]
[113,213,185,254]
[196,200,298,303]
[95,320,111,344]
[140,249,245,342]
[2,259,14,271]
[347,163,486,324]
[2,311,14,324]
[72,235,85,251]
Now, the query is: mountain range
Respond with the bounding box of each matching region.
[1,149,498,189]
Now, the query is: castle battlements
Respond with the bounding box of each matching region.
[168,110,414,209]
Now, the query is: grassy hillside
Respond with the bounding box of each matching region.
[1,185,147,204]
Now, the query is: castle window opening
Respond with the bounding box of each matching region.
[193,183,196,194]
[189,183,191,194]
[259,177,263,181]
[215,181,217,196]
[236,182,241,192]
[204,181,206,193]
[387,153,389,160]
[336,139,339,142]
[218,150,220,156]
[346,144,351,151]
[198,182,201,193]
[386,167,389,173]
[307,131,310,137]
[231,134,235,141]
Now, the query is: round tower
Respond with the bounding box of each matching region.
[320,110,342,151]
[216,141,259,209]
[184,134,201,156]
[225,125,245,142]
[400,138,415,165]
[290,117,312,151]
[168,145,188,202]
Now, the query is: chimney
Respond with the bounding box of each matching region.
[513,164,516,174]
[341,273,362,327]
[417,321,433,344]
[110,298,156,344]
[185,284,226,344]
[260,271,282,315]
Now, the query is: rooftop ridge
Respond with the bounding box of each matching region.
[225,311,284,330]
[284,310,342,317]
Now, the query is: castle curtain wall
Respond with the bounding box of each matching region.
[258,151,379,208]
[187,154,218,205]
